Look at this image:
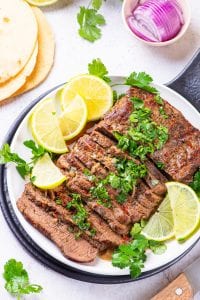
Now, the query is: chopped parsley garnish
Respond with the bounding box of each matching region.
[3,259,42,299]
[83,169,96,182]
[154,94,163,105]
[90,180,111,207]
[125,72,158,94]
[114,98,168,160]
[156,161,165,170]
[67,194,93,232]
[55,198,62,205]
[0,140,46,179]
[77,0,105,43]
[190,169,200,197]
[112,222,166,278]
[90,158,146,206]
[159,107,168,119]
[113,90,126,104]
[88,58,111,82]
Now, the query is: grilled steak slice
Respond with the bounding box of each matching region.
[128,87,200,182]
[66,174,130,235]
[17,192,98,263]
[23,183,124,249]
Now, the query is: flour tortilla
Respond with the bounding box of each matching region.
[0,44,38,102]
[15,7,55,96]
[0,0,38,83]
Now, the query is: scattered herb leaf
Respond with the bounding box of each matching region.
[3,259,42,300]
[88,58,111,82]
[77,6,105,42]
[156,161,165,170]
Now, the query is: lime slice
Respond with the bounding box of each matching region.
[166,182,200,241]
[142,195,174,241]
[25,0,59,6]
[61,74,113,121]
[31,98,68,153]
[32,153,66,189]
[59,95,88,140]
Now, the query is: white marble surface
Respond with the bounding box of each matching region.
[0,0,200,299]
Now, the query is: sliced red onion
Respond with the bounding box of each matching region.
[127,0,184,42]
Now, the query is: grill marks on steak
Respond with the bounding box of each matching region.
[17,188,98,263]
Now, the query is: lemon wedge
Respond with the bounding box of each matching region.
[59,95,87,140]
[31,98,68,153]
[32,153,66,189]
[61,74,113,121]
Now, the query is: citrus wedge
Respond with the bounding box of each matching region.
[25,0,59,6]
[31,98,68,153]
[166,182,200,241]
[142,195,174,241]
[32,153,66,189]
[59,95,88,140]
[61,75,113,121]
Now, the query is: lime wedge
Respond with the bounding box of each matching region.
[32,153,66,189]
[166,182,200,241]
[59,95,88,140]
[31,98,68,154]
[60,74,113,121]
[142,195,174,242]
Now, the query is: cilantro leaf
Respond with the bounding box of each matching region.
[112,232,167,278]
[77,7,105,42]
[88,58,111,82]
[190,169,200,197]
[92,0,103,10]
[125,72,158,94]
[0,144,31,179]
[3,259,42,299]
[23,140,46,161]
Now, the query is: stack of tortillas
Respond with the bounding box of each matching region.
[0,0,55,104]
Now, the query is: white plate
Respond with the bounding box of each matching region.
[6,77,200,276]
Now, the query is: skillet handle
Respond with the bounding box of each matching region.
[166,49,200,112]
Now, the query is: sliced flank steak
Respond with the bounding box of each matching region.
[17,189,98,263]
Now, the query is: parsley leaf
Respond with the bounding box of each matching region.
[125,72,158,94]
[0,144,31,179]
[67,194,94,232]
[190,169,200,197]
[112,224,166,278]
[0,140,47,179]
[88,58,111,82]
[3,259,42,299]
[77,6,105,42]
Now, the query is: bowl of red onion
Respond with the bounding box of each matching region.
[122,0,191,46]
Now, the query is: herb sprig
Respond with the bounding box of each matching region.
[0,140,46,179]
[77,0,105,42]
[3,259,42,300]
[114,97,168,160]
[67,194,95,235]
[88,58,111,82]
[112,223,166,278]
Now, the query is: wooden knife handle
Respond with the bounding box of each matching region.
[151,273,193,300]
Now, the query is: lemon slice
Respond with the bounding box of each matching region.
[142,195,174,242]
[32,153,66,189]
[31,98,68,153]
[25,0,59,6]
[59,95,88,140]
[61,75,113,121]
[166,182,200,241]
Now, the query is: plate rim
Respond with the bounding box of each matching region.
[0,81,200,284]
